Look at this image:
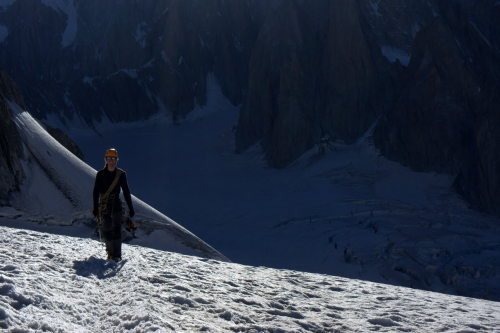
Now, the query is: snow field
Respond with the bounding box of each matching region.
[0,225,499,333]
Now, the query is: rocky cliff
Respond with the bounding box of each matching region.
[236,0,438,167]
[236,0,500,217]
[42,122,86,162]
[0,0,269,125]
[374,1,500,215]
[0,68,25,205]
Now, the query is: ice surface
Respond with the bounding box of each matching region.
[0,225,498,332]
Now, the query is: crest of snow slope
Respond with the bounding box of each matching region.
[6,99,227,262]
[0,226,498,332]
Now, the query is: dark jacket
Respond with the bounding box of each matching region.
[93,167,133,212]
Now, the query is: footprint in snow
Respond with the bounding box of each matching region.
[376,296,398,301]
[0,265,18,272]
[233,298,261,307]
[368,318,401,327]
[172,285,191,292]
[169,295,197,307]
[266,309,304,319]
[0,284,33,310]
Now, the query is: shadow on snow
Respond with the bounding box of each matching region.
[73,256,127,279]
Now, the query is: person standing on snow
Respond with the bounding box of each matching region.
[92,148,135,262]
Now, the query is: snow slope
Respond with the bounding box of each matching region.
[58,78,500,302]
[0,225,498,332]
[5,99,227,262]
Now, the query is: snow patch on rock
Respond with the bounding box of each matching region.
[381,46,411,66]
[134,22,147,48]
[0,0,15,9]
[40,0,78,47]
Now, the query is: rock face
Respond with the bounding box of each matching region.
[235,1,328,167]
[0,68,25,205]
[373,20,479,174]
[375,1,500,216]
[236,0,437,168]
[236,0,500,217]
[236,0,381,168]
[0,0,268,124]
[42,123,86,162]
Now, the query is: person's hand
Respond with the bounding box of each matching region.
[129,208,135,218]
[92,207,98,217]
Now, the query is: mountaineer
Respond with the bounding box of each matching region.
[92,148,135,262]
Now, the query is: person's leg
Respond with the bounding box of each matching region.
[101,213,114,259]
[111,210,123,259]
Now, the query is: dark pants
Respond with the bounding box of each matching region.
[102,210,123,259]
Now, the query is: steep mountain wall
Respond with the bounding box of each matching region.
[374,1,500,215]
[42,122,86,162]
[236,0,437,167]
[0,0,269,125]
[0,68,25,204]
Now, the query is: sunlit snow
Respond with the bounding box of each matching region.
[0,225,498,332]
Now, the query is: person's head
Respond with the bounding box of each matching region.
[104,148,119,170]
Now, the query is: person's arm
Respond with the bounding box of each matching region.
[120,172,134,214]
[92,171,101,214]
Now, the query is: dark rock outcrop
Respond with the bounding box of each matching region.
[0,68,25,204]
[440,1,500,216]
[42,123,86,162]
[236,0,435,168]
[373,20,479,174]
[318,0,379,144]
[236,0,382,168]
[374,1,500,216]
[236,1,328,167]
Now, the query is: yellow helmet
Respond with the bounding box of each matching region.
[105,148,118,158]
